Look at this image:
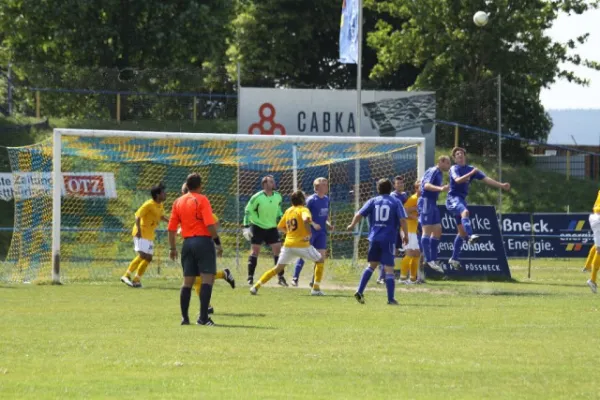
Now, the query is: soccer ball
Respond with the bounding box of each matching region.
[473,11,489,27]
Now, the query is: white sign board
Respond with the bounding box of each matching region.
[239,87,436,167]
[0,172,118,201]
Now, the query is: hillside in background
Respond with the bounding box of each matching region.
[435,148,599,213]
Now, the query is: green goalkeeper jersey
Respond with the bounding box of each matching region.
[243,190,283,229]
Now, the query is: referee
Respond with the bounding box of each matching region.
[243,175,286,286]
[168,173,222,326]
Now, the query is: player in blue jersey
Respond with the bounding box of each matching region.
[446,147,510,269]
[291,177,334,294]
[377,175,409,283]
[347,178,408,305]
[420,155,451,273]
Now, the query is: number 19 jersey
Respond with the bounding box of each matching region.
[277,205,313,248]
[359,195,407,242]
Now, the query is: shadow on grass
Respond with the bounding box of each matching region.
[400,303,456,308]
[514,281,585,289]
[474,290,553,297]
[219,312,267,317]
[216,324,276,330]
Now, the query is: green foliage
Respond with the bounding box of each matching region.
[226,0,418,89]
[0,1,236,120]
[366,0,600,160]
[0,0,234,70]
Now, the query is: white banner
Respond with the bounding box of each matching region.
[0,172,118,201]
[239,87,437,167]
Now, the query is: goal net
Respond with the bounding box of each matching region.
[2,130,424,283]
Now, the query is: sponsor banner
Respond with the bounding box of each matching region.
[432,205,511,279]
[239,87,437,167]
[0,172,117,201]
[500,213,593,258]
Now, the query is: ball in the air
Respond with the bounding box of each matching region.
[473,11,489,27]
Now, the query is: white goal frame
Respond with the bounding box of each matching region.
[51,128,426,283]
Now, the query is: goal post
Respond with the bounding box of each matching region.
[19,129,426,284]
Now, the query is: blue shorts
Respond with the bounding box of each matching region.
[395,230,403,250]
[367,240,396,267]
[310,232,327,250]
[419,197,441,226]
[446,196,468,224]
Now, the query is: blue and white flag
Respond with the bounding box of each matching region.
[339,0,359,64]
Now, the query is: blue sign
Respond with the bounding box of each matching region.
[500,213,593,258]
[426,205,511,280]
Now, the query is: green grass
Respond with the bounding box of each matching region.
[1,258,599,399]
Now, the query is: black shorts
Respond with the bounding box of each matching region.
[181,236,216,276]
[250,225,280,245]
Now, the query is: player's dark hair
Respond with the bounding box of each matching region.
[150,182,165,200]
[377,179,393,195]
[186,173,202,191]
[451,147,466,158]
[394,175,403,182]
[290,190,306,206]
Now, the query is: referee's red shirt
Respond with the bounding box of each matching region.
[168,193,215,238]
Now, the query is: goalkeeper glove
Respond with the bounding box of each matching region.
[242,226,253,241]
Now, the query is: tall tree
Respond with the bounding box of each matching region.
[365,0,600,160]
[227,0,417,89]
[0,0,236,118]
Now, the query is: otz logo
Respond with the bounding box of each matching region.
[248,103,286,135]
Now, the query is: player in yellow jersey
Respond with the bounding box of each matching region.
[398,180,421,284]
[583,247,597,273]
[586,189,600,293]
[250,190,325,296]
[121,183,168,288]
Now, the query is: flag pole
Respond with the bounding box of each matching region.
[352,0,363,266]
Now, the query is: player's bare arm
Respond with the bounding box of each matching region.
[302,214,321,231]
[168,229,178,260]
[482,177,511,191]
[161,216,169,223]
[207,224,223,257]
[400,219,409,245]
[135,216,142,238]
[347,213,362,231]
[326,220,334,231]
[453,168,479,184]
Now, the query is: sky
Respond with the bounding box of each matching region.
[540,8,600,110]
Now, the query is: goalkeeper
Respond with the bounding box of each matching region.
[243,175,286,287]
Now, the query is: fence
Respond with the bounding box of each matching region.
[0,65,238,130]
[443,121,600,182]
[1,65,599,192]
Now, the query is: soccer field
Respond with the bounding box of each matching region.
[1,259,599,399]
